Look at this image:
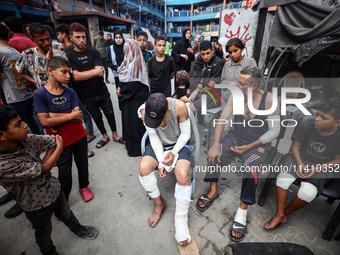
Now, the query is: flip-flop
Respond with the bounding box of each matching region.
[113,137,124,144]
[87,150,95,158]
[87,135,96,143]
[229,221,246,242]
[96,139,110,149]
[196,194,219,212]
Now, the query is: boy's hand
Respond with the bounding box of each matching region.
[300,166,316,179]
[55,135,64,147]
[71,110,82,121]
[163,152,174,166]
[296,163,307,178]
[46,46,53,60]
[158,167,167,178]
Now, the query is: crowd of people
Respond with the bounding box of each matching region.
[0,15,340,255]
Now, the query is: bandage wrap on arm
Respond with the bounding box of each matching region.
[259,115,280,144]
[171,118,191,156]
[145,125,165,168]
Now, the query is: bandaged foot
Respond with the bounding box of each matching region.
[231,207,247,240]
[175,200,191,246]
[148,197,166,228]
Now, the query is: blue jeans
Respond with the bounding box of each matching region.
[79,102,93,134]
[24,191,82,255]
[9,98,41,134]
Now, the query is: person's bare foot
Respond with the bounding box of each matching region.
[264,214,287,230]
[197,189,219,209]
[231,230,243,239]
[148,198,166,228]
[178,239,190,246]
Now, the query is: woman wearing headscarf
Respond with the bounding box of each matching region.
[106,31,125,89]
[172,29,195,89]
[116,39,150,157]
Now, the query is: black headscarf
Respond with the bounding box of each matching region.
[180,28,191,50]
[113,31,125,66]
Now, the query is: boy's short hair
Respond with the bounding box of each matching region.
[176,70,189,85]
[55,23,70,37]
[0,105,18,131]
[48,56,71,70]
[5,16,23,34]
[155,35,166,44]
[317,97,340,120]
[136,31,148,40]
[44,25,56,40]
[69,22,86,35]
[0,24,9,41]
[29,22,47,37]
[199,41,213,51]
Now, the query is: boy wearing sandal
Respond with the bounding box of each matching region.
[198,66,280,242]
[33,57,94,202]
[138,93,192,246]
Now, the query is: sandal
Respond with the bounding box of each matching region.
[96,139,110,149]
[87,135,96,143]
[87,150,95,158]
[113,137,124,144]
[229,221,246,242]
[196,194,219,212]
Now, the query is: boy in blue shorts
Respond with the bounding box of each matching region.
[33,56,94,202]
[265,98,340,229]
[0,105,98,255]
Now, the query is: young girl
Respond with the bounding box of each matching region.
[107,31,125,89]
[220,38,257,104]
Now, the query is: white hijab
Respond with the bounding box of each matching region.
[118,39,149,87]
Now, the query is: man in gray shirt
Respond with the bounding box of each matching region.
[93,30,110,84]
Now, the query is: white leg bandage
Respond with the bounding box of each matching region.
[297,182,318,203]
[276,172,296,190]
[174,183,192,205]
[139,172,160,199]
[175,200,191,244]
[234,207,247,226]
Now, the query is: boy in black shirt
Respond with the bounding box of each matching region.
[265,98,340,230]
[148,35,175,97]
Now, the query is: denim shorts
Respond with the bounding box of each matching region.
[143,144,191,162]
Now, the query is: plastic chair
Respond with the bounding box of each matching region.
[141,103,200,199]
[278,71,305,99]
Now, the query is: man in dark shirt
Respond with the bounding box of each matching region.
[190,41,224,114]
[148,35,175,97]
[66,22,122,149]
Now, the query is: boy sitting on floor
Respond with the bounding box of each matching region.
[265,98,340,229]
[0,105,98,255]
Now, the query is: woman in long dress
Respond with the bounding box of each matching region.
[116,39,150,156]
[107,31,125,89]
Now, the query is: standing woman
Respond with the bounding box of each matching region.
[220,38,257,104]
[116,39,150,157]
[107,31,125,88]
[172,29,195,89]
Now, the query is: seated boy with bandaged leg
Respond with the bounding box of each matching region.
[265,98,340,229]
[138,93,192,246]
